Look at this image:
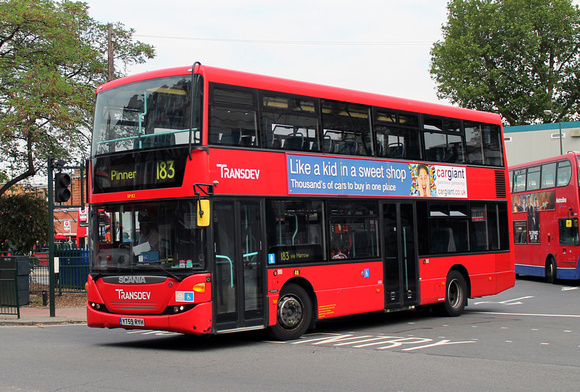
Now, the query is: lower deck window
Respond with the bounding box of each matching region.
[328,201,379,260]
[266,200,323,264]
[513,220,527,244]
[418,201,509,255]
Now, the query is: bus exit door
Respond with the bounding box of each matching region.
[383,202,419,308]
[213,200,265,332]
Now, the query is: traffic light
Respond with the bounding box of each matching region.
[54,173,71,203]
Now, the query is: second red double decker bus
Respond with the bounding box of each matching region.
[87,63,514,339]
[510,152,580,283]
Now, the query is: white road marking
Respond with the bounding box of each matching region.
[473,296,534,305]
[473,311,580,318]
[287,333,478,351]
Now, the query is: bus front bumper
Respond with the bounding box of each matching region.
[86,301,213,335]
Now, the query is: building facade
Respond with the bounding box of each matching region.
[503,121,580,166]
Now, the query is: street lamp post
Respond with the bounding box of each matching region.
[559,121,563,155]
[544,110,563,156]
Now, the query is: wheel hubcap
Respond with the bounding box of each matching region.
[448,279,461,308]
[278,295,303,329]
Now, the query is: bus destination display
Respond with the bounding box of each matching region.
[92,148,187,193]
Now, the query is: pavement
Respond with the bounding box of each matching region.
[0,306,86,326]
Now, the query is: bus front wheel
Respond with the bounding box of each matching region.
[269,283,312,341]
[441,270,467,317]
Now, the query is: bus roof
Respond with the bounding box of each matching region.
[97,63,502,125]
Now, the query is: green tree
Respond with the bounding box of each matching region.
[430,0,580,126]
[0,194,48,254]
[0,0,155,196]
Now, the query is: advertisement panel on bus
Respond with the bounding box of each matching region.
[207,149,501,200]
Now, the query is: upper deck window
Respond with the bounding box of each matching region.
[526,166,541,191]
[209,85,258,147]
[511,159,574,193]
[321,100,372,156]
[557,160,572,186]
[482,124,503,166]
[464,122,504,167]
[513,168,526,192]
[374,109,421,160]
[541,162,556,189]
[92,76,198,156]
[261,92,320,151]
[423,116,465,163]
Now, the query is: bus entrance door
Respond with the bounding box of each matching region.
[213,200,265,332]
[383,202,419,309]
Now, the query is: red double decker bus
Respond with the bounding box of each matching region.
[509,152,580,283]
[86,63,514,339]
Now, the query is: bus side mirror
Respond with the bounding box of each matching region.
[197,199,210,227]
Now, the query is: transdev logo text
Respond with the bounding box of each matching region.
[115,289,151,300]
[216,164,260,180]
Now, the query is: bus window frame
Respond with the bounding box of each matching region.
[526,165,541,191]
[260,91,321,152]
[556,160,572,187]
[209,84,259,147]
[513,220,528,244]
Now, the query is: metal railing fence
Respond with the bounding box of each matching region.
[29,245,89,294]
[0,256,21,318]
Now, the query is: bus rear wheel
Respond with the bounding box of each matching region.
[269,283,312,341]
[546,258,557,284]
[441,270,467,317]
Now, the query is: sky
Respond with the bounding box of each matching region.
[84,0,451,104]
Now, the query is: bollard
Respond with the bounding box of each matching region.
[42,290,48,306]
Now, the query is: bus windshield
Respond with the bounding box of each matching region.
[91,200,207,273]
[92,75,199,156]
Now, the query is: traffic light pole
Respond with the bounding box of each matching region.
[47,158,56,317]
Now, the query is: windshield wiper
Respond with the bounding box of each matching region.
[151,262,182,282]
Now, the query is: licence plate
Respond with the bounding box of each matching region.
[120,317,145,327]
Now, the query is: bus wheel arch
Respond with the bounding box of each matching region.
[440,267,469,317]
[545,255,557,284]
[269,279,315,340]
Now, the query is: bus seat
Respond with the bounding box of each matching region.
[338,140,357,155]
[323,137,334,153]
[285,135,304,150]
[311,137,320,151]
[387,143,404,158]
[376,141,385,157]
[263,133,274,148]
[240,134,254,146]
[221,129,241,145]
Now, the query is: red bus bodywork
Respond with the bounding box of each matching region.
[87,64,515,338]
[510,152,580,281]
